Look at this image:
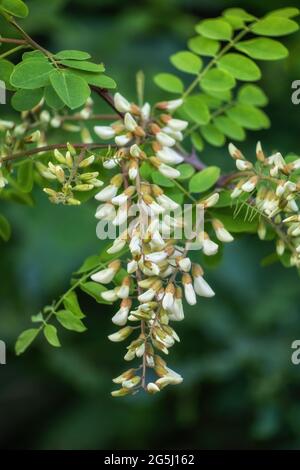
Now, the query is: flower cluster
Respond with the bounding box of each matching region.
[90,92,230,396]
[229,142,300,267]
[39,145,103,205]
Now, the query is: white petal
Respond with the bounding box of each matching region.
[94,126,115,139]
[193,276,215,297]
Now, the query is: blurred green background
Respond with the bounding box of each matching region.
[1,0,300,450]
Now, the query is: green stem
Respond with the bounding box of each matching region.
[0,44,27,59]
[182,28,250,99]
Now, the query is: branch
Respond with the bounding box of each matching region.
[90,86,124,118]
[1,143,113,163]
[0,37,27,45]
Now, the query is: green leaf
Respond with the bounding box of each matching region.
[0,59,15,90]
[139,161,153,181]
[68,69,116,88]
[195,18,232,41]
[235,38,288,60]
[80,281,111,304]
[153,73,184,94]
[43,324,61,348]
[170,51,202,74]
[201,68,235,91]
[227,104,270,130]
[151,170,175,188]
[189,166,220,193]
[164,187,184,205]
[55,310,86,332]
[188,36,220,57]
[15,329,39,356]
[76,255,101,274]
[214,115,246,141]
[205,88,232,101]
[11,88,43,111]
[218,53,261,81]
[223,8,255,22]
[17,161,33,193]
[63,291,85,319]
[199,93,222,110]
[0,214,11,241]
[10,59,54,89]
[22,50,45,61]
[49,70,91,110]
[267,8,299,19]
[55,50,91,60]
[183,95,210,125]
[237,84,268,107]
[44,84,65,110]
[177,163,195,181]
[191,132,204,151]
[0,0,28,18]
[251,16,299,36]
[59,59,104,73]
[201,124,225,147]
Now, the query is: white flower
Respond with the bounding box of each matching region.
[157,99,183,111]
[145,251,168,263]
[292,158,300,170]
[228,143,243,160]
[202,235,219,256]
[130,144,142,157]
[236,159,252,171]
[156,132,176,147]
[156,194,179,211]
[151,230,165,248]
[147,382,160,394]
[141,102,151,120]
[241,177,257,193]
[129,235,141,256]
[212,220,234,243]
[158,163,180,179]
[103,158,120,169]
[111,307,129,326]
[129,161,138,180]
[107,237,126,254]
[162,126,183,142]
[167,118,188,132]
[138,289,156,303]
[95,184,118,201]
[127,259,138,274]
[183,281,196,305]
[114,93,131,113]
[124,113,137,132]
[94,125,115,139]
[95,203,115,220]
[231,187,243,199]
[112,205,128,226]
[156,147,184,165]
[169,297,184,321]
[101,289,118,302]
[193,275,215,297]
[178,258,191,272]
[115,134,131,146]
[91,268,115,284]
[91,260,120,284]
[108,326,133,342]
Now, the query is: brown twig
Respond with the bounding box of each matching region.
[0,37,27,45]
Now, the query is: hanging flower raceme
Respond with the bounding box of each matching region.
[90,92,221,397]
[228,142,300,267]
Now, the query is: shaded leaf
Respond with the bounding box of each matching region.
[189,166,220,193]
[188,36,220,57]
[218,53,261,81]
[15,329,39,355]
[195,18,232,41]
[44,324,61,347]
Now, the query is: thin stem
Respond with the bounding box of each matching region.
[0,37,27,45]
[9,18,53,60]
[90,86,124,118]
[1,143,114,163]
[182,28,250,99]
[0,44,27,59]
